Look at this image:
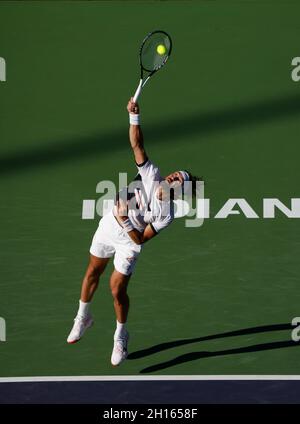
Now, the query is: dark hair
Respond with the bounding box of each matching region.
[184,170,204,198]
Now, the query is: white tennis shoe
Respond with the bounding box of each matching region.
[111,330,129,366]
[67,314,94,344]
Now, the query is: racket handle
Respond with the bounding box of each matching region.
[133,79,143,103]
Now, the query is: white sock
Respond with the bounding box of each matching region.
[114,320,127,339]
[77,300,90,319]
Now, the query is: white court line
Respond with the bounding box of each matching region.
[1,375,300,383]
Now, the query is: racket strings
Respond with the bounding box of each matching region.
[140,32,171,72]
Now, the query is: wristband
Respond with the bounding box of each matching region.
[121,218,135,232]
[129,113,140,126]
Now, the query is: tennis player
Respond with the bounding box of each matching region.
[67,98,200,366]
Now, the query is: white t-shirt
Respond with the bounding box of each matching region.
[124,159,174,233]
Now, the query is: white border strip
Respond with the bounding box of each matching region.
[1,375,300,383]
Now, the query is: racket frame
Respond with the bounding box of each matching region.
[133,30,172,103]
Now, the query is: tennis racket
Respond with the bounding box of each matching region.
[133,30,172,103]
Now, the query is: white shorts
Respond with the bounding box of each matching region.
[89,211,142,276]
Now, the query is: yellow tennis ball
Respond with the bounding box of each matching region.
[157,44,166,55]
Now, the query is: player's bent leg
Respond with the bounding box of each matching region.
[109,243,141,365]
[110,269,131,366]
[81,254,110,302]
[110,269,131,323]
[67,255,110,344]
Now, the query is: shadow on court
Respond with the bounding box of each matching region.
[126,323,298,373]
[139,339,299,374]
[129,323,292,359]
[1,93,300,177]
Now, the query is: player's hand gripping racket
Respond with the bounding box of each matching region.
[133,30,172,103]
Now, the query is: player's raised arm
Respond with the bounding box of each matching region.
[127,98,148,165]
